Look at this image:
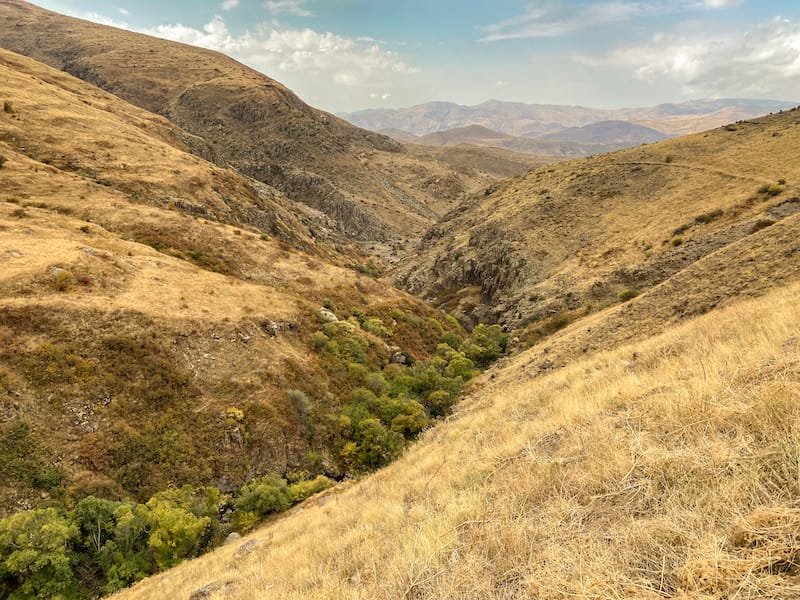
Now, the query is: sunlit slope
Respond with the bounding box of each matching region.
[113,278,800,600]
[396,108,800,337]
[0,47,457,513]
[0,0,529,243]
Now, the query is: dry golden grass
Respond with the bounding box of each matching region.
[114,280,800,600]
[397,106,800,332]
[0,1,534,244]
[0,44,453,512]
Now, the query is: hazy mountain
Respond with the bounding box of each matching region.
[393,124,644,158]
[538,120,669,144]
[341,98,797,139]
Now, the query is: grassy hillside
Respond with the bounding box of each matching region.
[110,275,800,599]
[0,45,486,526]
[0,0,522,243]
[396,108,800,339]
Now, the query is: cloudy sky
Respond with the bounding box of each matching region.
[31,0,800,113]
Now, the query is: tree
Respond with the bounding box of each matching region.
[0,508,78,599]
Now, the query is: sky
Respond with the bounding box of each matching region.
[30,0,800,114]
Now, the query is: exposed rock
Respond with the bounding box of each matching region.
[224,532,242,545]
[189,583,220,600]
[235,539,262,557]
[318,307,338,323]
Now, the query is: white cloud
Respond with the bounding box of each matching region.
[118,7,130,16]
[577,17,800,99]
[221,0,239,10]
[480,0,746,42]
[140,16,419,110]
[701,0,742,6]
[264,0,312,17]
[84,12,129,29]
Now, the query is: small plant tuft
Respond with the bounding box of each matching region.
[619,289,640,302]
[671,237,684,247]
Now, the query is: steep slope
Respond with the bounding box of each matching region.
[396,109,800,335]
[0,47,468,521]
[342,98,797,138]
[111,275,800,600]
[0,1,514,243]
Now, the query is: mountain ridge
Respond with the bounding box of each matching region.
[341,97,797,139]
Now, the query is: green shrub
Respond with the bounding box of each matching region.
[310,331,330,351]
[440,331,462,350]
[0,508,78,599]
[619,289,640,302]
[351,418,404,471]
[671,237,684,247]
[235,475,290,519]
[464,324,508,367]
[287,475,334,504]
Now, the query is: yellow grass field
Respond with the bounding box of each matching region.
[115,280,800,599]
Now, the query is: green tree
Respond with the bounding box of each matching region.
[464,324,508,367]
[235,475,290,518]
[353,418,404,470]
[0,508,78,599]
[144,495,211,570]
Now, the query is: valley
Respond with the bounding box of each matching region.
[0,1,799,598]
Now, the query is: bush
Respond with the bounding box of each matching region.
[287,475,334,504]
[619,289,640,302]
[464,324,508,367]
[0,508,78,599]
[440,331,462,350]
[671,237,684,247]
[235,475,290,519]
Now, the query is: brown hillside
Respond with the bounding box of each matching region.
[415,124,620,157]
[0,46,462,515]
[0,0,522,243]
[396,109,800,342]
[111,270,800,600]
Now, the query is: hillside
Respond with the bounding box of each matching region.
[413,124,624,158]
[0,1,517,243]
[0,43,488,535]
[539,120,669,145]
[395,108,800,339]
[342,98,797,138]
[102,108,800,600]
[111,270,800,600]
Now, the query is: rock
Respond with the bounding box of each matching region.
[390,351,407,364]
[224,532,242,545]
[317,307,338,323]
[189,583,220,600]
[235,539,261,557]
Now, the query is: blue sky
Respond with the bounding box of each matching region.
[31,1,800,113]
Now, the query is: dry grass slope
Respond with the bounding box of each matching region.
[112,279,800,600]
[0,46,461,515]
[396,107,800,337]
[0,0,532,245]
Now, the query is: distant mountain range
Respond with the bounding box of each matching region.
[341,98,798,141]
[384,121,672,158]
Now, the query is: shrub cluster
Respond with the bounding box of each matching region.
[0,475,333,599]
